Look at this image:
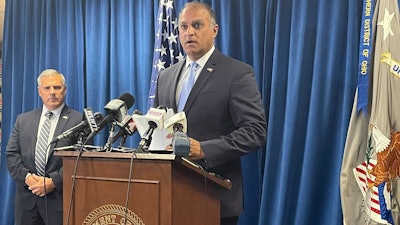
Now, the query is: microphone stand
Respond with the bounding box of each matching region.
[136,121,157,153]
[118,135,127,149]
[104,122,117,152]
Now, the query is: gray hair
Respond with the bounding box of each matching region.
[37,69,66,87]
[179,2,217,26]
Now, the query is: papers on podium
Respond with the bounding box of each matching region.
[132,108,175,152]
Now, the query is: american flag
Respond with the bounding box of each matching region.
[148,0,184,109]
[353,159,392,224]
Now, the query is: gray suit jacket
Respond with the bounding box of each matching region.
[155,49,267,217]
[6,105,82,214]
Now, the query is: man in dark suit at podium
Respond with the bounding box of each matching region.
[155,2,267,225]
[6,69,82,225]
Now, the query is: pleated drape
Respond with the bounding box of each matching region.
[0,0,369,224]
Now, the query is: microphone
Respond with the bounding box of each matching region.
[111,110,142,144]
[94,93,135,134]
[164,112,187,133]
[84,107,99,133]
[145,106,167,131]
[137,106,167,152]
[50,108,101,144]
[164,112,190,156]
[81,112,104,144]
[173,131,190,156]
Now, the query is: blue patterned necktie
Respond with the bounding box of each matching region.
[35,111,53,176]
[178,62,198,112]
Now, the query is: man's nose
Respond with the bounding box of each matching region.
[186,26,195,35]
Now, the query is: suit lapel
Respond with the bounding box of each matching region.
[184,50,220,112]
[31,109,42,160]
[170,61,186,111]
[49,106,70,153]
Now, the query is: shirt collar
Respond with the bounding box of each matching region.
[42,103,65,117]
[185,45,215,69]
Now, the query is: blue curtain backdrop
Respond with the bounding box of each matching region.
[0,0,369,224]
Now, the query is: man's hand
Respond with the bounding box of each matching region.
[27,174,56,197]
[25,173,39,187]
[187,138,205,160]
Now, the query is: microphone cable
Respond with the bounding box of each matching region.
[42,143,52,225]
[123,150,138,225]
[66,138,91,225]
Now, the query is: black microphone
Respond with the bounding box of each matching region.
[114,93,135,123]
[80,112,104,144]
[50,108,100,144]
[94,93,135,133]
[137,106,167,152]
[111,110,142,144]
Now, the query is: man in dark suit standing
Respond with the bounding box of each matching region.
[6,69,82,225]
[155,2,267,225]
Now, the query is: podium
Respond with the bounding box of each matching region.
[55,150,231,225]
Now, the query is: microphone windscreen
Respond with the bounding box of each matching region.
[119,93,135,109]
[173,132,190,156]
[93,112,104,123]
[164,112,187,133]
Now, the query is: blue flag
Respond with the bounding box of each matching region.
[148,0,184,110]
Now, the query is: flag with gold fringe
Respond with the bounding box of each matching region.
[341,0,400,224]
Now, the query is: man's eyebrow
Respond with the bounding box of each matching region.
[42,85,62,88]
[191,19,203,24]
[180,19,203,24]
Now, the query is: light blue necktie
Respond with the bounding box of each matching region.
[35,111,53,176]
[178,62,198,112]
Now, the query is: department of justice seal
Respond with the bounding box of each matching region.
[83,204,145,225]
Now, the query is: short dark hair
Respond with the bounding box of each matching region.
[179,2,217,26]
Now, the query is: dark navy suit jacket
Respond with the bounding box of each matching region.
[6,105,82,218]
[155,49,267,217]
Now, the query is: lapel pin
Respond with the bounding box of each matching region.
[63,116,68,120]
[207,67,213,72]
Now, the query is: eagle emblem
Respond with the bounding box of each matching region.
[369,125,400,190]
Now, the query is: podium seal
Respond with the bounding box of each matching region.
[83,204,145,225]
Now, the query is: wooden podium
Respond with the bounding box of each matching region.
[55,150,231,225]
